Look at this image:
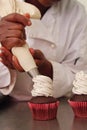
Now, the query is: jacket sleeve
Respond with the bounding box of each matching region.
[0,62,16,95]
[51,4,87,98]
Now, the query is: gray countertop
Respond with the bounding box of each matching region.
[0,97,87,130]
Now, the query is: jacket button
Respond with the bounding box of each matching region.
[51,44,55,48]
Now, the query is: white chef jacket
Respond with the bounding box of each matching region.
[78,0,87,12]
[0,0,87,101]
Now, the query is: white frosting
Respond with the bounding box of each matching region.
[31,75,53,97]
[72,71,87,94]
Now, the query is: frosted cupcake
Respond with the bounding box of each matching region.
[68,71,87,117]
[28,75,59,121]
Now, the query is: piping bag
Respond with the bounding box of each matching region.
[11,2,41,78]
[12,44,39,78]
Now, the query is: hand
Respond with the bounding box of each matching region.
[29,48,53,79]
[0,47,23,71]
[0,13,31,50]
[0,47,53,79]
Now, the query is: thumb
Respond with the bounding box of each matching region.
[24,13,30,19]
[12,56,24,72]
[24,13,32,25]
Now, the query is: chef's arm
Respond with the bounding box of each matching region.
[0,62,16,95]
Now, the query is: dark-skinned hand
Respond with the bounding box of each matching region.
[0,13,31,50]
[0,47,53,79]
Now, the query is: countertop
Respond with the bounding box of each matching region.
[0,97,87,130]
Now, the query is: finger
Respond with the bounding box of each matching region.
[35,59,45,67]
[0,22,24,42]
[0,58,3,63]
[0,53,13,68]
[0,47,12,58]
[12,56,24,72]
[0,24,26,41]
[0,47,14,68]
[1,13,31,26]
[5,30,25,39]
[0,21,25,31]
[24,13,30,19]
[23,13,32,25]
[30,49,45,60]
[2,38,26,50]
[0,47,13,66]
[29,48,35,55]
[29,48,44,67]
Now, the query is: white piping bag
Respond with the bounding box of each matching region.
[12,2,41,78]
[12,44,39,78]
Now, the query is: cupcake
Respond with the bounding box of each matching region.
[28,75,59,121]
[68,71,87,118]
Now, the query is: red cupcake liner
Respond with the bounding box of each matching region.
[28,101,59,121]
[68,100,87,118]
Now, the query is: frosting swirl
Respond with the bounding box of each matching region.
[31,75,53,97]
[72,71,87,94]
